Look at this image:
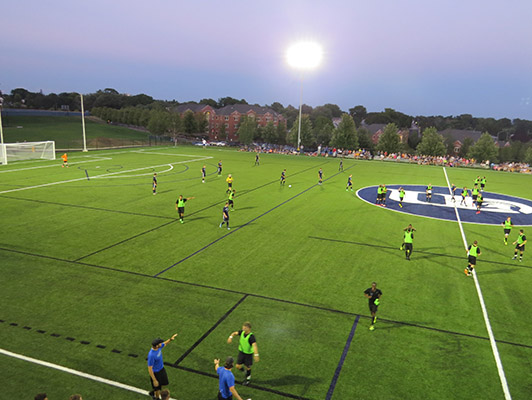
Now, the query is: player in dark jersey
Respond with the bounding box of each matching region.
[201,165,206,183]
[152,173,157,195]
[280,169,286,185]
[176,195,195,224]
[219,202,230,230]
[364,282,382,331]
[465,240,481,276]
[512,230,527,262]
[254,153,260,166]
[217,160,222,176]
[451,183,457,201]
[318,168,323,185]
[346,174,353,191]
[339,159,343,171]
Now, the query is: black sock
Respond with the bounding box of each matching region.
[246,369,251,377]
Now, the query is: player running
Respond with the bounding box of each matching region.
[152,173,157,195]
[401,224,416,260]
[318,168,323,185]
[226,174,233,194]
[460,187,469,206]
[502,217,513,245]
[61,153,69,168]
[480,176,487,191]
[339,159,343,171]
[280,169,286,185]
[201,165,206,183]
[220,202,230,229]
[471,184,480,205]
[254,153,260,166]
[476,192,483,214]
[346,174,353,191]
[451,183,457,201]
[228,189,235,210]
[512,230,527,262]
[426,183,433,202]
[364,282,382,331]
[465,240,481,276]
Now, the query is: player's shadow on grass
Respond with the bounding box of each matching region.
[258,374,322,394]
[232,206,256,211]
[478,268,518,275]
[187,216,210,222]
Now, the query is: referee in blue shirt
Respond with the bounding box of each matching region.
[214,356,245,400]
[148,333,177,400]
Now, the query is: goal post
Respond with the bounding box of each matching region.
[0,141,56,165]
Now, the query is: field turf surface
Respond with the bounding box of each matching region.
[1,146,531,399]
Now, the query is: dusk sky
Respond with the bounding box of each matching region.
[3,0,532,119]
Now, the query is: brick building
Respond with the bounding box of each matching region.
[174,103,286,142]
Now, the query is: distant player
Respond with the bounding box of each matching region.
[376,185,383,205]
[175,195,195,224]
[318,168,323,185]
[451,183,457,201]
[254,153,260,166]
[280,169,286,185]
[426,183,433,202]
[474,176,481,187]
[476,192,483,214]
[152,173,157,195]
[228,189,235,210]
[460,187,468,206]
[480,176,487,191]
[465,240,481,276]
[502,217,513,245]
[217,160,223,176]
[512,230,527,262]
[339,160,343,171]
[402,224,416,260]
[381,184,388,207]
[61,153,68,168]
[346,174,353,191]
[226,174,233,194]
[364,282,382,331]
[219,202,230,230]
[201,165,206,183]
[399,187,405,208]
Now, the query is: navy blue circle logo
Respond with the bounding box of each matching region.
[356,185,532,226]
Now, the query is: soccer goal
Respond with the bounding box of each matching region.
[0,141,56,165]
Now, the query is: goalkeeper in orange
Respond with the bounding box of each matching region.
[61,153,69,168]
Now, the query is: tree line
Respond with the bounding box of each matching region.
[1,87,531,163]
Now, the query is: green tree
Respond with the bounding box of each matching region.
[459,137,474,158]
[416,127,446,156]
[349,105,367,127]
[469,132,498,162]
[218,124,227,141]
[525,146,532,164]
[289,115,314,148]
[236,115,257,145]
[194,112,209,134]
[313,116,334,146]
[357,127,374,151]
[276,122,287,145]
[147,111,170,135]
[331,114,358,149]
[377,123,401,153]
[262,122,277,143]
[183,110,197,135]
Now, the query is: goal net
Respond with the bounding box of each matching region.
[0,141,56,165]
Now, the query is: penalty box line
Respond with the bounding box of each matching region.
[0,156,212,195]
[442,167,512,400]
[0,348,176,399]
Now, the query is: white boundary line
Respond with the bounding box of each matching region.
[443,167,512,400]
[0,157,212,194]
[0,348,178,398]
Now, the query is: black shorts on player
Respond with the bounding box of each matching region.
[504,229,511,235]
[472,195,478,201]
[178,207,185,214]
[150,368,169,391]
[369,303,378,314]
[237,351,253,367]
[516,244,525,251]
[468,255,477,265]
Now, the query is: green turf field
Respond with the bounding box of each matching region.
[1,146,531,399]
[1,116,149,149]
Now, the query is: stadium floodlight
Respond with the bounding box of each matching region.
[286,42,323,151]
[79,93,88,152]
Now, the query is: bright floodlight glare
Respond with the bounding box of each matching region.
[287,42,323,70]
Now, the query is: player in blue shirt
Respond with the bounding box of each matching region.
[346,174,353,191]
[214,357,244,400]
[217,160,223,176]
[147,333,178,400]
[219,202,230,230]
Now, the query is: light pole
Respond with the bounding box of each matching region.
[286,42,323,152]
[79,93,88,152]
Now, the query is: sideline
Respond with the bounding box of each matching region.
[443,167,512,400]
[0,348,176,399]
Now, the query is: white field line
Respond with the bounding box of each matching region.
[134,150,212,157]
[443,167,512,400]
[0,348,177,399]
[0,157,112,174]
[0,157,211,194]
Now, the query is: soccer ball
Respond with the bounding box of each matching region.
[289,185,292,188]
